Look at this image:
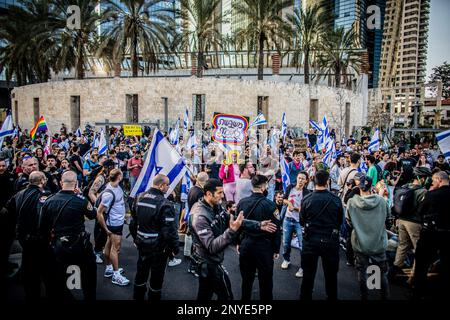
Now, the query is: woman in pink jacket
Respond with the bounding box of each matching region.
[219,151,240,202]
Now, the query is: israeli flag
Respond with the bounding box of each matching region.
[93,132,99,148]
[279,150,291,193]
[304,132,311,148]
[309,120,322,132]
[0,113,14,148]
[186,131,198,150]
[183,108,189,130]
[169,119,180,145]
[130,129,187,198]
[358,157,368,173]
[281,113,287,141]
[368,128,380,153]
[322,116,329,139]
[181,171,192,221]
[323,139,336,167]
[249,113,268,127]
[436,129,450,160]
[75,127,82,137]
[98,130,108,155]
[266,129,278,152]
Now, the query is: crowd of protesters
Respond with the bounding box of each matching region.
[0,122,449,301]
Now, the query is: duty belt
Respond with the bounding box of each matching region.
[137,231,159,238]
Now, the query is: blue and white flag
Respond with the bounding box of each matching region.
[93,132,99,149]
[183,109,189,130]
[309,120,322,132]
[186,131,198,151]
[323,139,336,167]
[249,113,268,127]
[317,116,330,150]
[169,119,180,145]
[368,128,380,153]
[130,129,186,198]
[75,127,82,137]
[358,157,368,173]
[0,113,14,149]
[98,130,108,155]
[181,171,192,222]
[436,129,450,160]
[304,132,311,148]
[281,113,287,141]
[279,151,291,193]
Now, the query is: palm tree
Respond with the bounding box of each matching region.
[232,0,291,80]
[285,4,330,84]
[49,0,112,79]
[99,0,176,77]
[0,0,59,85]
[176,0,225,78]
[317,26,362,88]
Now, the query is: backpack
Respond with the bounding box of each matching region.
[94,189,116,225]
[392,185,421,218]
[82,173,107,203]
[375,164,383,181]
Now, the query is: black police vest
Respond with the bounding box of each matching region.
[135,192,170,236]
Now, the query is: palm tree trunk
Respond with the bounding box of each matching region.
[258,33,265,80]
[114,59,121,77]
[76,32,85,80]
[132,34,138,77]
[304,48,310,84]
[197,50,203,78]
[335,65,341,88]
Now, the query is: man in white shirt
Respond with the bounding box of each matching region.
[338,153,361,200]
[97,169,130,286]
[235,161,255,204]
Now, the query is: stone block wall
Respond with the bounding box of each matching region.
[11,77,365,133]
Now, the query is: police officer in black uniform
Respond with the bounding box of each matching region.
[39,170,97,300]
[14,155,39,192]
[300,170,344,300]
[130,174,179,300]
[0,158,16,279]
[190,178,277,301]
[237,174,281,301]
[6,171,50,299]
[413,170,450,300]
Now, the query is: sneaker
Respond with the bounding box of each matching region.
[168,258,182,267]
[295,268,304,278]
[104,267,124,278]
[111,273,130,286]
[281,260,290,269]
[95,253,103,264]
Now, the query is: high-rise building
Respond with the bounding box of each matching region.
[378,0,430,123]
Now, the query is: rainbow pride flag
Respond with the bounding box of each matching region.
[30,116,48,140]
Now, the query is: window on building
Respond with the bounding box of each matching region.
[70,96,80,131]
[309,99,318,123]
[33,98,39,124]
[126,94,139,123]
[14,100,18,125]
[192,94,205,123]
[257,96,269,129]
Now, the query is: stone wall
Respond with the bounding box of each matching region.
[11,77,365,133]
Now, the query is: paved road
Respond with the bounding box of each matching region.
[5,220,409,301]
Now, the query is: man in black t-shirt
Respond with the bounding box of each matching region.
[69,145,83,184]
[434,154,450,171]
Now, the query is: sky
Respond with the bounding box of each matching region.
[426,0,450,80]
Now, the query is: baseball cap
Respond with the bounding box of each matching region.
[102,159,115,168]
[359,175,373,192]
